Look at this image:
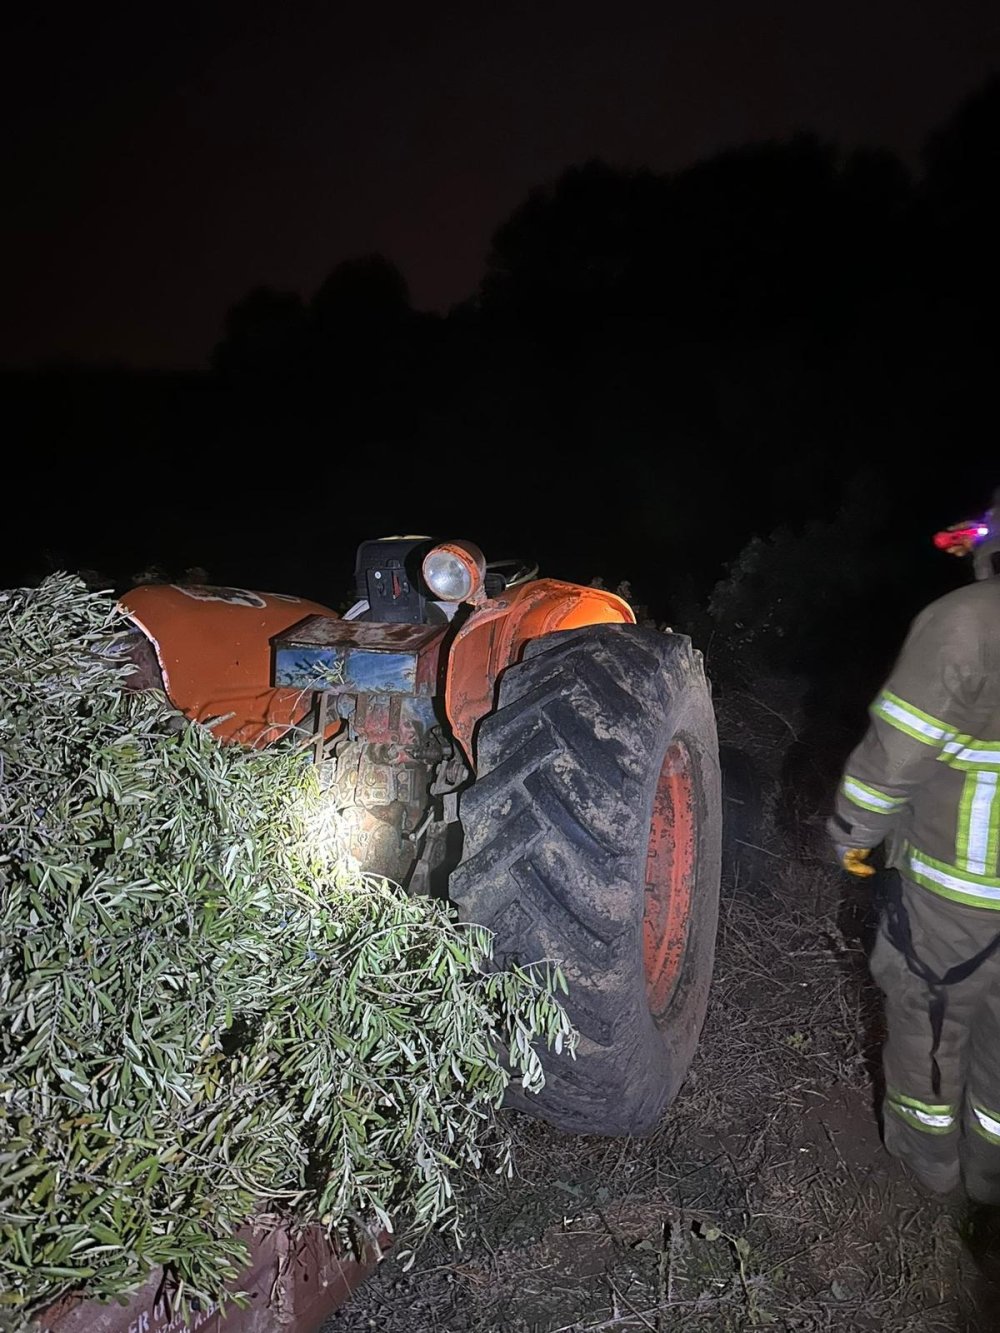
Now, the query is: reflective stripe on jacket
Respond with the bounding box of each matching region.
[832,579,1000,909]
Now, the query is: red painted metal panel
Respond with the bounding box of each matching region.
[34,1225,389,1333]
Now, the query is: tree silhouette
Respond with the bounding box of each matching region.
[211,286,305,382]
[310,253,412,331]
[923,73,1000,219]
[479,136,914,339]
[920,73,1000,330]
[8,75,997,634]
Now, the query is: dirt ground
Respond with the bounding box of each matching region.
[326,683,997,1333]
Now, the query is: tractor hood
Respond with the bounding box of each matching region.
[119,583,341,747]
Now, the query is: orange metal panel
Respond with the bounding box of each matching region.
[119,585,344,748]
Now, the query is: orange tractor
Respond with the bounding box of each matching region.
[119,535,723,1139]
[39,536,724,1333]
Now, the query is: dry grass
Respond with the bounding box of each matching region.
[327,685,992,1333]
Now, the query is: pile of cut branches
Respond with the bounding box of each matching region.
[0,575,573,1323]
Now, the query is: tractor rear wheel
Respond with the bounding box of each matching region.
[449,624,721,1136]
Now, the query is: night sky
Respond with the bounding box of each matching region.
[5,0,999,368]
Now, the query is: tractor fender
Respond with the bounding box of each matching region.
[444,579,634,766]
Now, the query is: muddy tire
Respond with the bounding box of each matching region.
[449,624,721,1136]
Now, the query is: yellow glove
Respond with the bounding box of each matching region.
[840,846,876,878]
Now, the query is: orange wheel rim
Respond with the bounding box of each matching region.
[644,739,695,1017]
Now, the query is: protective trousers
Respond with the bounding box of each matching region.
[870,875,1000,1202]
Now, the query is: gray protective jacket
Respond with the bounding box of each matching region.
[831,578,1000,908]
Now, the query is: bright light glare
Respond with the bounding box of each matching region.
[299,787,358,872]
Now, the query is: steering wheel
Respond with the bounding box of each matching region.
[486,557,539,590]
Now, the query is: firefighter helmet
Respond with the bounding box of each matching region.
[933,489,1000,580]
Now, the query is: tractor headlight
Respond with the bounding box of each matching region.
[422,541,487,603]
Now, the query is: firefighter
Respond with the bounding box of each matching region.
[828,490,1000,1203]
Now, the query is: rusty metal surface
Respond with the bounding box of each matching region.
[273,619,447,696]
[35,1225,388,1333]
[274,619,445,651]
